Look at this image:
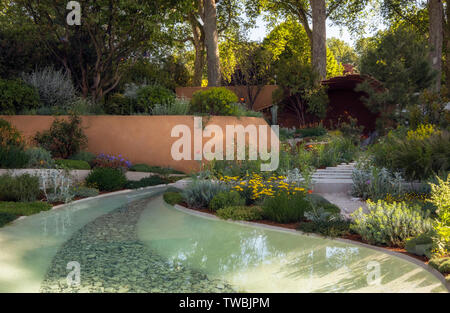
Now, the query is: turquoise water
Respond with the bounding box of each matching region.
[0,189,447,293]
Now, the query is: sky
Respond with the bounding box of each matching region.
[248,16,364,47]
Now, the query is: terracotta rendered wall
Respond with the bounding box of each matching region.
[176,85,279,111]
[1,115,275,173]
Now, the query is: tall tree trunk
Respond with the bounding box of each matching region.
[311,0,327,80]
[203,0,221,87]
[443,2,450,94]
[429,0,444,92]
[189,13,206,86]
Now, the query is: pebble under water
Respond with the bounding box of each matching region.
[40,198,235,293]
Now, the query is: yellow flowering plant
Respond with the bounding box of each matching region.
[219,173,308,204]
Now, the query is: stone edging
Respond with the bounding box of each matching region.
[173,204,450,292]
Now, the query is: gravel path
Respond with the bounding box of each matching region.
[319,193,368,219]
[40,197,234,293]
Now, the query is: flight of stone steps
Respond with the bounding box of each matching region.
[311,162,355,193]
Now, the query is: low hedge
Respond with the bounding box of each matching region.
[163,191,183,205]
[86,168,127,191]
[0,212,17,227]
[0,201,52,216]
[55,159,91,170]
[129,164,184,175]
[125,175,169,189]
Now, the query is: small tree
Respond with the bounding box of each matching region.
[34,115,87,159]
[273,56,329,126]
[356,25,436,133]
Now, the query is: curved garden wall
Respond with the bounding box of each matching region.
[1,115,274,173]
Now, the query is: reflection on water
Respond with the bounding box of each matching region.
[138,197,448,293]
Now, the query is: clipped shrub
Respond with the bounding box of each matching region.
[21,67,77,109]
[262,192,311,223]
[163,191,184,205]
[34,114,87,159]
[71,186,99,198]
[129,164,184,175]
[0,145,29,169]
[0,174,40,202]
[86,168,127,192]
[190,87,239,115]
[70,151,96,165]
[0,212,17,227]
[0,78,40,114]
[351,200,433,247]
[55,159,91,170]
[25,147,55,168]
[209,190,245,212]
[183,180,230,209]
[124,176,169,189]
[216,206,263,221]
[136,85,176,114]
[0,201,52,216]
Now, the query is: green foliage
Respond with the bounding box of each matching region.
[262,192,311,223]
[327,37,358,65]
[216,206,263,221]
[0,145,29,169]
[370,126,450,181]
[25,147,54,168]
[69,151,96,165]
[129,164,184,175]
[298,216,351,238]
[427,175,450,255]
[351,200,433,247]
[163,191,184,205]
[190,87,239,115]
[86,168,127,192]
[0,78,40,114]
[297,126,327,138]
[405,231,434,257]
[0,212,17,227]
[273,60,329,126]
[209,191,245,212]
[34,114,88,159]
[124,176,169,189]
[103,93,131,115]
[136,85,176,114]
[357,26,436,131]
[351,166,404,201]
[311,136,358,168]
[55,159,91,170]
[151,98,190,115]
[182,180,230,209]
[0,174,40,202]
[0,201,52,216]
[0,119,25,148]
[429,257,450,274]
[71,186,99,198]
[119,57,190,91]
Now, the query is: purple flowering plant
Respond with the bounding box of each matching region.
[93,153,132,170]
